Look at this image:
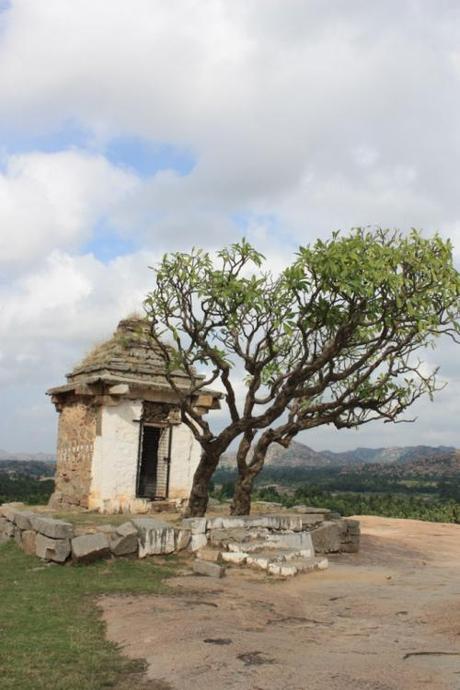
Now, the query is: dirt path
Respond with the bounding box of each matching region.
[101,516,460,690]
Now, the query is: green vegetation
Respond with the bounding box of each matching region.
[0,476,54,505]
[0,541,175,690]
[213,466,460,523]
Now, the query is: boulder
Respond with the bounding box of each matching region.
[31,516,74,540]
[132,518,176,557]
[71,533,111,563]
[36,534,71,563]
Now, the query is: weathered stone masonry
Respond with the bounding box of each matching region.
[47,317,221,514]
[54,399,97,509]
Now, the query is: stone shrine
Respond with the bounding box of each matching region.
[47,317,220,513]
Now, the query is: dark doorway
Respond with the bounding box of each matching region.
[137,426,161,499]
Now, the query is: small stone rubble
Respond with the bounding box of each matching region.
[0,502,359,577]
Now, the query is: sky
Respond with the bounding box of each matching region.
[1,0,460,453]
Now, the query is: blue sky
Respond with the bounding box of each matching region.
[0,0,459,452]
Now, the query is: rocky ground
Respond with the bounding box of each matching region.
[101,516,460,690]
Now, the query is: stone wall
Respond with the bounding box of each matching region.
[50,400,98,509]
[0,503,360,575]
[0,504,192,563]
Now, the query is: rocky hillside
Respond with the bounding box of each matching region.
[222,442,458,472]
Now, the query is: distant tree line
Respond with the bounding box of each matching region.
[212,466,460,524]
[0,476,54,505]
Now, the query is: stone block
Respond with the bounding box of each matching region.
[268,562,298,577]
[175,529,191,551]
[71,533,111,563]
[192,559,225,578]
[1,521,15,538]
[181,517,207,534]
[206,517,224,530]
[13,511,35,530]
[196,548,223,563]
[221,551,247,565]
[220,517,246,529]
[116,521,138,538]
[96,524,117,535]
[0,516,10,534]
[36,534,71,563]
[266,531,314,553]
[14,527,22,545]
[0,503,25,520]
[21,530,37,555]
[311,522,341,554]
[246,554,270,571]
[110,532,138,557]
[132,518,176,557]
[31,516,74,540]
[208,527,248,546]
[189,533,208,552]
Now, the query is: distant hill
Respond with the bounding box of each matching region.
[321,445,457,466]
[0,450,55,462]
[221,442,458,471]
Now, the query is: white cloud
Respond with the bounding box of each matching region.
[0,1,460,450]
[0,150,138,266]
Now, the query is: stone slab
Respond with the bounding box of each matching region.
[221,551,247,565]
[31,516,74,539]
[132,518,176,557]
[175,529,191,551]
[192,559,225,578]
[110,532,138,557]
[72,533,111,563]
[36,533,71,563]
[181,517,207,534]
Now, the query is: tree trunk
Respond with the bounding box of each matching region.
[230,469,256,515]
[185,449,219,517]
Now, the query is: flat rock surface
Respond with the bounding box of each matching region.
[100,516,460,690]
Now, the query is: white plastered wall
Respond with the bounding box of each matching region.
[168,423,202,499]
[89,399,142,512]
[88,398,202,511]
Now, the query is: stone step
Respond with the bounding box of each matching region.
[268,557,328,577]
[225,530,314,553]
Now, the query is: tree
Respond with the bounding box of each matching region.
[145,230,460,516]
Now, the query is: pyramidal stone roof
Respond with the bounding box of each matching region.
[49,317,198,395]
